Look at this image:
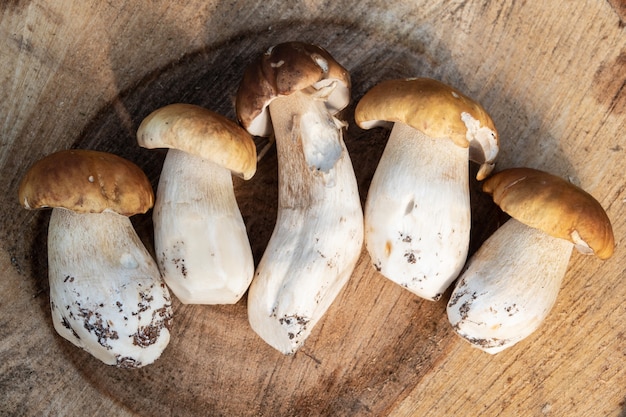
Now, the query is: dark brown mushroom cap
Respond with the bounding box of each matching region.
[235,41,351,137]
[483,167,615,260]
[18,149,154,216]
[354,78,499,180]
[137,103,257,180]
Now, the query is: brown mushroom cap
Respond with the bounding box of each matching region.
[483,167,615,260]
[18,149,154,216]
[137,103,257,180]
[235,41,351,137]
[354,78,499,179]
[355,78,496,145]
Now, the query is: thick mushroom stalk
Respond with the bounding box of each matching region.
[248,88,363,354]
[447,167,614,353]
[48,209,173,367]
[447,218,572,353]
[355,78,499,301]
[236,42,363,354]
[364,122,470,300]
[153,149,253,303]
[137,104,257,304]
[18,149,172,367]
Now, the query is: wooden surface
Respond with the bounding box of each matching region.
[1,1,624,416]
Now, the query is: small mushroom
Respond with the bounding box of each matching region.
[447,167,615,353]
[354,78,499,300]
[236,42,363,354]
[137,103,257,304]
[18,149,172,368]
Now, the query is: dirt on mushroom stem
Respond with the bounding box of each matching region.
[246,86,363,354]
[363,122,471,301]
[47,208,172,367]
[151,148,254,304]
[447,218,573,354]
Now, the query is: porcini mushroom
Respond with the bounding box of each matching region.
[18,149,172,368]
[236,42,363,354]
[447,167,615,353]
[354,78,499,300]
[137,103,257,304]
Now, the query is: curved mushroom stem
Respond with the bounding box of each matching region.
[247,88,363,354]
[47,208,172,368]
[365,122,470,301]
[447,218,573,354]
[153,149,254,304]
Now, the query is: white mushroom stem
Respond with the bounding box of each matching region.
[47,208,172,368]
[247,88,364,355]
[447,218,573,354]
[153,149,254,304]
[364,122,470,301]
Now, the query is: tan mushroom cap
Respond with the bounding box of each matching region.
[18,149,154,216]
[235,41,351,137]
[354,78,499,179]
[483,167,615,260]
[137,103,257,180]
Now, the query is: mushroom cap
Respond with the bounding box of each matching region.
[137,103,257,180]
[482,167,615,260]
[18,149,154,216]
[354,78,499,179]
[235,41,351,137]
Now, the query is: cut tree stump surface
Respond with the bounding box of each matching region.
[1,1,624,416]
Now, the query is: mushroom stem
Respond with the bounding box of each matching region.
[48,208,172,368]
[247,88,363,354]
[447,218,573,354]
[153,149,254,304]
[365,122,470,301]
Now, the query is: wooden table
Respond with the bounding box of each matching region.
[1,1,624,415]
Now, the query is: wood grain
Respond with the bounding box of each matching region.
[0,1,624,416]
